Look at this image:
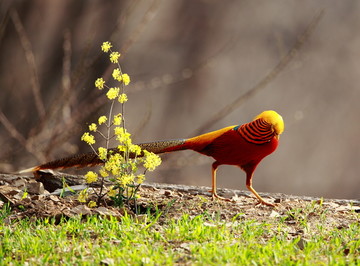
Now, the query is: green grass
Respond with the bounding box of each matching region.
[0,204,359,265]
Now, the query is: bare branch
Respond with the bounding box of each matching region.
[9,8,45,120]
[120,0,162,54]
[0,110,45,162]
[0,110,27,146]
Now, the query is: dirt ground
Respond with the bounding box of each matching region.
[0,173,359,234]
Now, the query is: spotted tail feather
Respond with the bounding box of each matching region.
[19,139,187,173]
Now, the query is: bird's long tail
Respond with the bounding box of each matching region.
[19,139,187,173]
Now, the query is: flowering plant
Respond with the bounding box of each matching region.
[79,41,161,208]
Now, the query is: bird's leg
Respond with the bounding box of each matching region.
[246,173,275,207]
[210,161,231,201]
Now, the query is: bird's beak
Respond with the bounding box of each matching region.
[271,125,280,140]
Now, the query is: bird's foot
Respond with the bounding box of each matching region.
[255,200,276,207]
[211,192,232,202]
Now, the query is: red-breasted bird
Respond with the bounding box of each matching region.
[21,110,284,206]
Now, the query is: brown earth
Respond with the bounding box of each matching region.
[0,173,359,235]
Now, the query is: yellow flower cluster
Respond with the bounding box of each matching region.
[88,201,97,208]
[106,87,120,100]
[143,150,162,171]
[111,68,130,86]
[81,132,95,145]
[114,127,131,145]
[98,116,107,125]
[122,74,130,86]
[117,174,135,186]
[77,41,163,206]
[118,93,128,103]
[112,68,122,81]
[136,174,145,184]
[78,189,88,203]
[98,147,108,160]
[106,153,122,176]
[110,52,121,63]
[99,166,109,178]
[85,171,98,183]
[101,41,112,52]
[113,114,122,125]
[107,186,117,197]
[129,144,142,156]
[95,78,105,90]
[89,123,97,132]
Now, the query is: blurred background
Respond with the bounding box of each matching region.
[0,1,359,199]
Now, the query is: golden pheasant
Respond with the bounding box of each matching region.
[21,110,284,206]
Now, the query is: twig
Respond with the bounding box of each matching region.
[120,0,162,54]
[0,110,45,162]
[42,29,73,158]
[62,29,72,97]
[0,111,27,147]
[9,8,45,120]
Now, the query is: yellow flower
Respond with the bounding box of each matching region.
[78,189,88,203]
[118,93,128,103]
[110,52,121,63]
[85,171,98,183]
[117,144,127,153]
[107,186,117,197]
[89,123,97,132]
[118,174,135,186]
[98,116,107,125]
[88,201,97,208]
[99,167,109,178]
[98,147,108,160]
[81,132,95,145]
[105,153,123,175]
[106,87,119,100]
[114,127,132,145]
[129,144,142,156]
[95,78,105,90]
[143,150,162,171]
[113,114,122,125]
[129,161,138,172]
[122,74,130,86]
[112,68,122,81]
[101,41,112,53]
[137,174,145,184]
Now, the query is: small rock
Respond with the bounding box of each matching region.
[95,206,116,216]
[21,197,32,204]
[297,237,307,250]
[135,214,147,223]
[31,194,46,200]
[51,185,88,196]
[69,205,92,216]
[49,195,60,202]
[274,198,282,203]
[336,205,360,213]
[164,190,172,197]
[100,258,114,265]
[269,210,281,218]
[26,181,45,195]
[0,185,21,196]
[13,178,27,189]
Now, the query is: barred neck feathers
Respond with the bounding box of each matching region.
[237,119,275,144]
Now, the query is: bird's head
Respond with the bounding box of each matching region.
[254,110,284,137]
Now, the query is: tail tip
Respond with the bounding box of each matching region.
[19,166,40,174]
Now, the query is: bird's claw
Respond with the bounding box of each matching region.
[210,190,276,206]
[210,191,233,202]
[255,200,276,207]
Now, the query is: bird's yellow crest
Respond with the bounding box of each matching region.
[254,110,284,135]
